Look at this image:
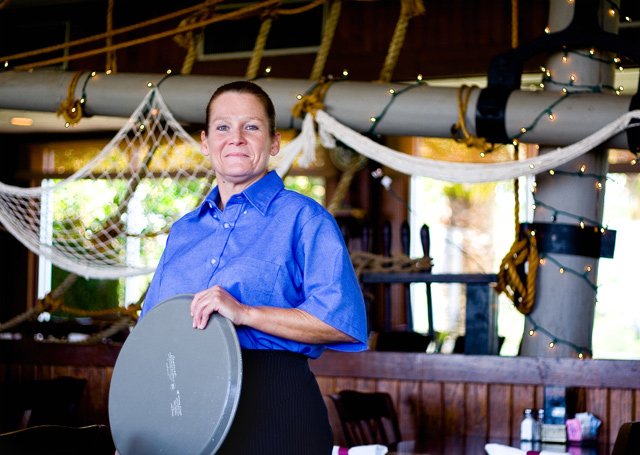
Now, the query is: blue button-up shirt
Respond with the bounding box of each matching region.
[142,171,368,358]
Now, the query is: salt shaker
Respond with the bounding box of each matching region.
[521,408,535,442]
[534,409,545,442]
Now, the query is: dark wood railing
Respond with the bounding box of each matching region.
[2,340,639,454]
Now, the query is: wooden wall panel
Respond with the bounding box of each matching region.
[585,388,610,448]
[465,383,488,438]
[3,342,640,454]
[609,389,634,451]
[420,381,444,452]
[397,380,421,442]
[488,384,512,441]
[443,382,465,437]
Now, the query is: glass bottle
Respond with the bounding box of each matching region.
[534,409,545,442]
[520,408,535,442]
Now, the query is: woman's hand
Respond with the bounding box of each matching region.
[190,285,356,344]
[191,285,249,330]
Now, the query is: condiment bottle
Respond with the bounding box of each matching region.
[520,408,535,442]
[534,409,545,442]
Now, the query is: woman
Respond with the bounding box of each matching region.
[141,81,368,454]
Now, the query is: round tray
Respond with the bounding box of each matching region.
[109,293,242,455]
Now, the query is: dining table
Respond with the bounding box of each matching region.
[387,436,602,455]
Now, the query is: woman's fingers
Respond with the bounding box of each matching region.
[191,286,238,329]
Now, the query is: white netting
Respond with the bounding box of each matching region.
[312,109,640,183]
[0,88,212,279]
[1,85,639,281]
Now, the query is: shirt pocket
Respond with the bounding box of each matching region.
[214,257,280,306]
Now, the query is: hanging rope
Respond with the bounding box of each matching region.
[174,2,219,74]
[511,0,519,49]
[450,84,491,150]
[494,0,539,315]
[2,1,224,64]
[495,146,539,314]
[378,0,425,83]
[55,70,85,125]
[10,0,281,70]
[495,229,538,314]
[326,155,366,216]
[106,0,118,72]
[310,0,342,81]
[246,5,280,80]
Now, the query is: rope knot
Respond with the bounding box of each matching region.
[291,79,334,119]
[56,70,85,125]
[451,84,493,152]
[41,294,64,314]
[496,231,538,314]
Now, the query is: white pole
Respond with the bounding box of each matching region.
[0,70,635,149]
[520,0,618,358]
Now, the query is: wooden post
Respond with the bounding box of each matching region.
[520,0,617,358]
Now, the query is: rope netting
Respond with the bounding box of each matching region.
[0,88,213,279]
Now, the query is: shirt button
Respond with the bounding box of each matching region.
[210,258,217,265]
[243,210,248,215]
[223,222,230,228]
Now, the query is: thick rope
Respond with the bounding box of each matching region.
[310,0,342,81]
[451,84,490,150]
[326,155,366,216]
[2,1,224,63]
[511,0,519,49]
[494,0,540,315]
[12,0,281,70]
[0,273,78,332]
[291,79,334,119]
[180,33,203,75]
[174,2,219,74]
[495,150,538,314]
[350,251,432,282]
[276,0,326,16]
[0,272,144,344]
[55,70,85,125]
[106,0,117,72]
[378,0,425,83]
[246,12,276,80]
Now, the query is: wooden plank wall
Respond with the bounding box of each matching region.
[311,351,640,455]
[2,341,639,455]
[0,341,119,430]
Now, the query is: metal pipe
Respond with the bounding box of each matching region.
[0,70,635,149]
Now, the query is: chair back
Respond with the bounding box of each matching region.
[327,390,402,450]
[0,376,87,432]
[0,424,115,455]
[611,421,640,455]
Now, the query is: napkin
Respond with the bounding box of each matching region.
[485,443,570,455]
[332,444,389,455]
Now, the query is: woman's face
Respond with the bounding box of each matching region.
[201,91,280,187]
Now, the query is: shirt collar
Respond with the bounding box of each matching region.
[242,170,284,216]
[198,170,284,217]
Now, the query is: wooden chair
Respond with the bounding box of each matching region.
[326,390,403,450]
[0,424,115,455]
[0,376,87,432]
[611,421,640,455]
